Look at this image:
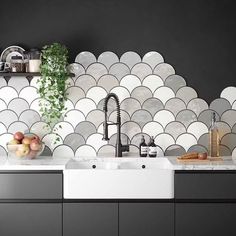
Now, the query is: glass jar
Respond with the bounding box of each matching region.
[28,48,41,72]
[10,56,24,72]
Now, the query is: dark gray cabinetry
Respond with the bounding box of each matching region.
[63,203,118,236]
[119,202,174,236]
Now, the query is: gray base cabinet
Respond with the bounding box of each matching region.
[119,203,174,236]
[0,203,62,236]
[176,203,236,236]
[63,203,118,236]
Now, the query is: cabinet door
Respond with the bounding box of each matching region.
[0,203,62,236]
[63,203,118,236]
[119,203,174,236]
[176,203,236,236]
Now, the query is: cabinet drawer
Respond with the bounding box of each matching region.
[0,172,62,199]
[175,171,236,199]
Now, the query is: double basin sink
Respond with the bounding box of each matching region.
[64,158,174,199]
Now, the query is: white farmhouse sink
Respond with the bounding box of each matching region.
[64,158,174,199]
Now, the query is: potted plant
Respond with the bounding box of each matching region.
[37,43,69,140]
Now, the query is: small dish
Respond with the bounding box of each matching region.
[0,45,25,63]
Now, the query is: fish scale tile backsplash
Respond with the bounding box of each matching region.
[0,50,236,158]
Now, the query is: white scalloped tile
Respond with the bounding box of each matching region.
[142,75,164,93]
[66,86,85,105]
[75,51,96,69]
[53,145,74,158]
[131,86,152,105]
[120,75,141,93]
[0,78,7,88]
[86,133,108,152]
[216,121,231,140]
[75,121,97,140]
[42,133,63,151]
[75,145,97,157]
[64,133,85,151]
[67,63,85,78]
[8,121,29,134]
[221,133,236,151]
[165,121,186,140]
[86,63,108,81]
[221,110,236,128]
[0,133,13,150]
[8,98,29,116]
[30,121,51,139]
[120,51,141,69]
[110,86,130,102]
[131,110,152,128]
[75,74,96,93]
[86,87,107,105]
[121,121,141,140]
[142,121,164,137]
[210,98,231,116]
[109,110,130,123]
[142,98,164,116]
[66,77,75,87]
[75,98,96,117]
[164,75,186,93]
[124,145,140,157]
[64,110,85,128]
[97,123,117,138]
[232,147,236,157]
[8,77,29,93]
[176,133,197,151]
[53,122,74,140]
[176,87,198,105]
[155,134,175,152]
[220,86,236,105]
[153,63,175,81]
[142,51,164,69]
[86,110,105,128]
[109,133,129,147]
[120,98,141,116]
[64,99,74,112]
[97,145,116,157]
[0,110,18,128]
[131,133,150,147]
[98,51,119,69]
[0,99,7,111]
[232,101,236,110]
[0,122,7,134]
[109,63,130,81]
[19,87,39,104]
[154,110,175,128]
[29,76,41,88]
[97,75,119,92]
[176,109,197,127]
[154,86,175,105]
[187,98,208,117]
[131,63,152,81]
[0,87,18,105]
[30,98,48,115]
[165,98,186,116]
[0,146,7,157]
[187,122,208,140]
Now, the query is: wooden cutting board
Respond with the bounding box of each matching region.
[177,157,223,163]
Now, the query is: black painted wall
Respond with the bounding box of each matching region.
[0,0,235,103]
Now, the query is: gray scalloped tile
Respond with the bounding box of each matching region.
[187,98,208,117]
[75,52,96,69]
[75,98,97,117]
[64,133,85,152]
[164,75,186,93]
[19,110,41,128]
[131,110,152,128]
[30,121,51,139]
[221,110,236,128]
[120,51,141,69]
[198,109,220,128]
[0,87,18,105]
[0,78,7,88]
[66,86,85,105]
[123,144,140,157]
[75,75,96,93]
[97,145,116,157]
[131,86,152,105]
[120,98,141,116]
[220,145,232,156]
[176,86,198,105]
[0,110,18,128]
[97,98,117,116]
[120,75,141,93]
[165,121,186,140]
[232,123,236,133]
[97,75,119,92]
[142,51,164,69]
[109,63,130,81]
[86,86,107,105]
[153,86,175,105]
[67,63,85,78]
[130,133,150,147]
[86,63,108,81]
[8,121,29,134]
[75,121,97,140]
[97,51,119,69]
[109,110,130,123]
[142,121,164,137]
[165,98,186,116]
[221,133,236,151]
[165,145,186,156]
[217,122,231,140]
[8,98,29,116]
[8,77,29,93]
[220,86,236,105]
[153,63,175,81]
[176,109,197,127]
[86,110,105,128]
[109,133,129,147]
[188,145,208,153]
[198,133,209,150]
[142,98,164,116]
[155,133,175,152]
[53,145,74,158]
[131,63,152,81]
[121,121,141,140]
[41,145,52,156]
[75,145,96,157]
[210,98,231,117]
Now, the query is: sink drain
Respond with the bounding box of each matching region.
[142,165,146,169]
[92,165,96,169]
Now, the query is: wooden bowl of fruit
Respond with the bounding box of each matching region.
[7,132,45,160]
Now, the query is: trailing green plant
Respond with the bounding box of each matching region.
[37,43,69,137]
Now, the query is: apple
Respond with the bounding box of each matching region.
[30,139,41,151]
[8,139,20,145]
[31,134,40,142]
[8,139,20,151]
[16,144,30,157]
[14,132,24,142]
[28,150,38,159]
[22,137,32,145]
